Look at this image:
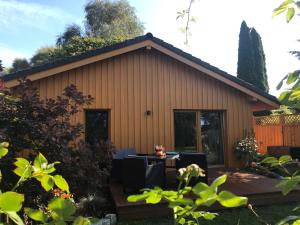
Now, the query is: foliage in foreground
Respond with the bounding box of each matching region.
[128,164,248,225]
[0,142,96,225]
[261,155,300,225]
[119,202,300,225]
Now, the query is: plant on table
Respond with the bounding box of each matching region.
[0,141,96,225]
[128,164,248,225]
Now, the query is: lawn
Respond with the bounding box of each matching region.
[118,202,300,225]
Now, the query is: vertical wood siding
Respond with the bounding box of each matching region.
[33,49,252,167]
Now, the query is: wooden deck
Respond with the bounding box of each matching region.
[110,168,300,220]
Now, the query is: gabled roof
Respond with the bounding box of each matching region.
[2,33,279,108]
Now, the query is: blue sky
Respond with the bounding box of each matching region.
[0,0,299,96]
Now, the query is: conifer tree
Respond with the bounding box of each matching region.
[237,21,269,93]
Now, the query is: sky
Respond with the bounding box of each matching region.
[0,0,299,97]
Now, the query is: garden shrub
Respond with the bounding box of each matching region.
[234,130,259,167]
[0,79,114,207]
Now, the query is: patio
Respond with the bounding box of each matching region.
[110,167,300,221]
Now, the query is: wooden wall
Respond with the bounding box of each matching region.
[32,48,253,167]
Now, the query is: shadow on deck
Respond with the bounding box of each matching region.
[110,168,300,220]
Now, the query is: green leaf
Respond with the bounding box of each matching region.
[53,175,69,193]
[48,198,76,221]
[273,0,294,17]
[201,211,218,220]
[127,193,149,202]
[146,192,162,204]
[41,175,54,191]
[277,79,284,90]
[169,198,193,208]
[217,191,248,207]
[0,142,9,159]
[24,208,48,222]
[14,158,32,178]
[278,91,292,105]
[277,176,300,195]
[211,175,227,189]
[261,156,279,167]
[192,182,209,195]
[0,191,24,211]
[279,155,292,165]
[287,72,299,84]
[293,219,300,225]
[73,216,91,225]
[5,211,24,225]
[277,215,300,225]
[286,7,295,22]
[34,152,48,169]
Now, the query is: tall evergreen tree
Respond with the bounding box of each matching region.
[237,21,269,93]
[250,28,269,92]
[0,60,3,72]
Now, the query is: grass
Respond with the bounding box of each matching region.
[118,202,300,225]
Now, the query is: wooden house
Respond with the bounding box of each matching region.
[2,33,279,167]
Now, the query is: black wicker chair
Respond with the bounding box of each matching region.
[290,147,300,160]
[122,156,165,194]
[175,152,208,185]
[111,148,136,182]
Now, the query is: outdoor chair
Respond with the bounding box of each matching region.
[122,156,165,194]
[290,147,300,160]
[175,152,208,185]
[111,148,137,182]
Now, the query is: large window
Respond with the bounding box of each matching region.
[174,110,225,165]
[85,110,109,144]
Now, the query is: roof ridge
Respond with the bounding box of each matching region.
[2,32,279,104]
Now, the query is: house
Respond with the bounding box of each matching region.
[2,33,279,168]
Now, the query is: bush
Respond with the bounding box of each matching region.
[0,79,114,206]
[234,130,259,167]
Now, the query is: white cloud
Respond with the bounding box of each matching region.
[0,0,76,33]
[0,45,29,67]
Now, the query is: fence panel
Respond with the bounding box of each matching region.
[253,114,300,154]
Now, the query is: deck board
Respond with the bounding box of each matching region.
[110,168,300,220]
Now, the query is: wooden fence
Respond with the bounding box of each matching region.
[253,114,300,154]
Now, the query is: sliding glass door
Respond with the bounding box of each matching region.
[174,110,225,165]
[200,111,224,165]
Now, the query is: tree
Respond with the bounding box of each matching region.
[237,21,255,84]
[0,60,3,72]
[30,47,58,66]
[250,28,269,92]
[9,58,30,73]
[84,0,144,38]
[237,21,269,92]
[30,36,123,66]
[56,23,82,46]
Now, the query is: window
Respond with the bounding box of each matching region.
[174,110,225,165]
[85,110,109,144]
[174,111,197,152]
